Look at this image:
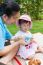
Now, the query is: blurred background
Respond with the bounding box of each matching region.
[0,0,43,34]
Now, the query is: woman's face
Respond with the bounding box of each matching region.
[20,22,30,32]
[4,12,20,24]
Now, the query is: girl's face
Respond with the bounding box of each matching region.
[20,22,30,32]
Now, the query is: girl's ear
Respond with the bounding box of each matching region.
[2,14,9,22]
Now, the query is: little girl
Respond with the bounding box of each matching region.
[12,14,38,59]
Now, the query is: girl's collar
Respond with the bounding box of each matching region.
[20,30,30,33]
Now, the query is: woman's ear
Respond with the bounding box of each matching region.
[2,14,9,22]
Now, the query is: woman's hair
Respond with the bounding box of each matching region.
[0,2,20,17]
[18,19,31,26]
[0,3,6,16]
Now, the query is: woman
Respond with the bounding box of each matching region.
[0,2,26,65]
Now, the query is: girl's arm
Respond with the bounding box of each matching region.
[36,46,43,53]
[30,38,37,43]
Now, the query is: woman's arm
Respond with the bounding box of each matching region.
[0,42,19,56]
[0,38,26,56]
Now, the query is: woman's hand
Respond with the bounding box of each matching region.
[10,37,26,46]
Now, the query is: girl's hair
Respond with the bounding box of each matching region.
[0,2,20,17]
[18,19,31,25]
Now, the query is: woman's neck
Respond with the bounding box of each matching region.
[2,14,8,24]
[2,16,6,23]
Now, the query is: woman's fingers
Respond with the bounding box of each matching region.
[18,39,26,45]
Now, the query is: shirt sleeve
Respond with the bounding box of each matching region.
[0,25,5,50]
[4,24,12,40]
[11,31,20,39]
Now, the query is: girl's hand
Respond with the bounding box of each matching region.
[18,38,27,45]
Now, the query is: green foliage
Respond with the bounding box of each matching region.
[0,0,43,19]
[16,0,43,20]
[0,0,5,3]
